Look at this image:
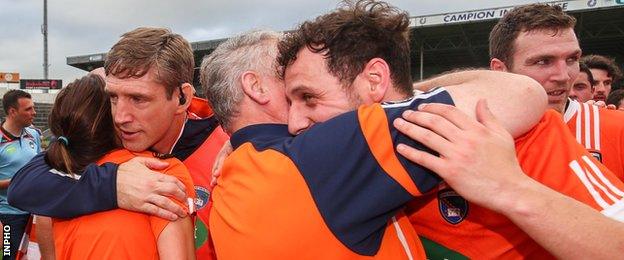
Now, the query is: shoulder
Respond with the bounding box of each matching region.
[599,109,624,132]
[25,126,41,139]
[162,158,195,197]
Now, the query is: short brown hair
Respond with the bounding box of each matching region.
[489,4,576,68]
[104,27,194,99]
[581,55,622,83]
[45,74,119,176]
[277,0,413,96]
[2,90,31,114]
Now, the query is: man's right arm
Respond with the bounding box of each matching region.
[394,101,624,259]
[7,153,118,218]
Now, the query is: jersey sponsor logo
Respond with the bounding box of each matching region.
[194,186,210,210]
[5,145,17,155]
[588,150,602,163]
[438,188,468,224]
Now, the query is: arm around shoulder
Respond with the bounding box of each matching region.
[442,70,548,138]
[8,153,118,218]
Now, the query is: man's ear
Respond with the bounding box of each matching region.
[360,58,391,102]
[6,107,17,118]
[490,58,509,72]
[241,71,269,105]
[175,83,194,114]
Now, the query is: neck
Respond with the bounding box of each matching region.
[382,87,412,102]
[2,119,23,137]
[228,106,284,134]
[151,114,186,154]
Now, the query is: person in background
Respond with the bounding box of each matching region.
[606,89,624,111]
[582,54,622,102]
[0,90,40,260]
[569,62,595,102]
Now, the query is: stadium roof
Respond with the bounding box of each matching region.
[67,0,624,87]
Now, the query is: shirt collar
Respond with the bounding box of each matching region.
[230,124,290,149]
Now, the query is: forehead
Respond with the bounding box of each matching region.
[589,68,611,79]
[576,71,590,81]
[283,48,342,93]
[512,28,580,59]
[105,69,167,96]
[16,98,34,108]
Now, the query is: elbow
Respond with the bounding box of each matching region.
[7,185,23,209]
[507,73,548,137]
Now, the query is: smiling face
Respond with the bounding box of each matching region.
[506,28,581,113]
[105,69,183,153]
[283,47,363,135]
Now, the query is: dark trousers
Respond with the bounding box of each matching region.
[0,213,30,260]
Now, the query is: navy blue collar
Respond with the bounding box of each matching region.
[230,124,290,149]
[170,116,220,161]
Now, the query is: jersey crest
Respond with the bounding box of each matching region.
[438,188,468,224]
[194,185,210,211]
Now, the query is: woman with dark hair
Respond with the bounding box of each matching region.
[44,74,195,259]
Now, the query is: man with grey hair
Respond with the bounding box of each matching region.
[202,30,287,133]
[201,29,550,258]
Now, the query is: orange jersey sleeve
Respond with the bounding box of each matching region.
[149,157,196,238]
[409,110,624,259]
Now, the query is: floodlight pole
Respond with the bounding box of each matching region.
[42,0,49,80]
[419,43,424,80]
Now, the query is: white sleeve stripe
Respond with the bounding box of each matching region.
[570,160,610,209]
[585,165,621,203]
[575,103,582,144]
[48,168,81,180]
[582,156,624,197]
[381,87,447,109]
[601,199,624,222]
[563,99,579,123]
[593,105,600,150]
[391,216,414,260]
[583,103,591,149]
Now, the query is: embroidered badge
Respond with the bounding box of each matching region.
[438,188,468,225]
[194,186,210,211]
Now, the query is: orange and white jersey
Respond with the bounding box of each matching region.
[564,99,624,181]
[409,110,624,259]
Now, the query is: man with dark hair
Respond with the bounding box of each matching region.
[8,27,229,259]
[582,54,623,102]
[204,27,548,258]
[607,89,624,110]
[273,1,624,258]
[489,4,578,113]
[569,62,595,102]
[490,4,624,179]
[0,90,40,260]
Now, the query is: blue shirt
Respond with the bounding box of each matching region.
[0,124,41,214]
